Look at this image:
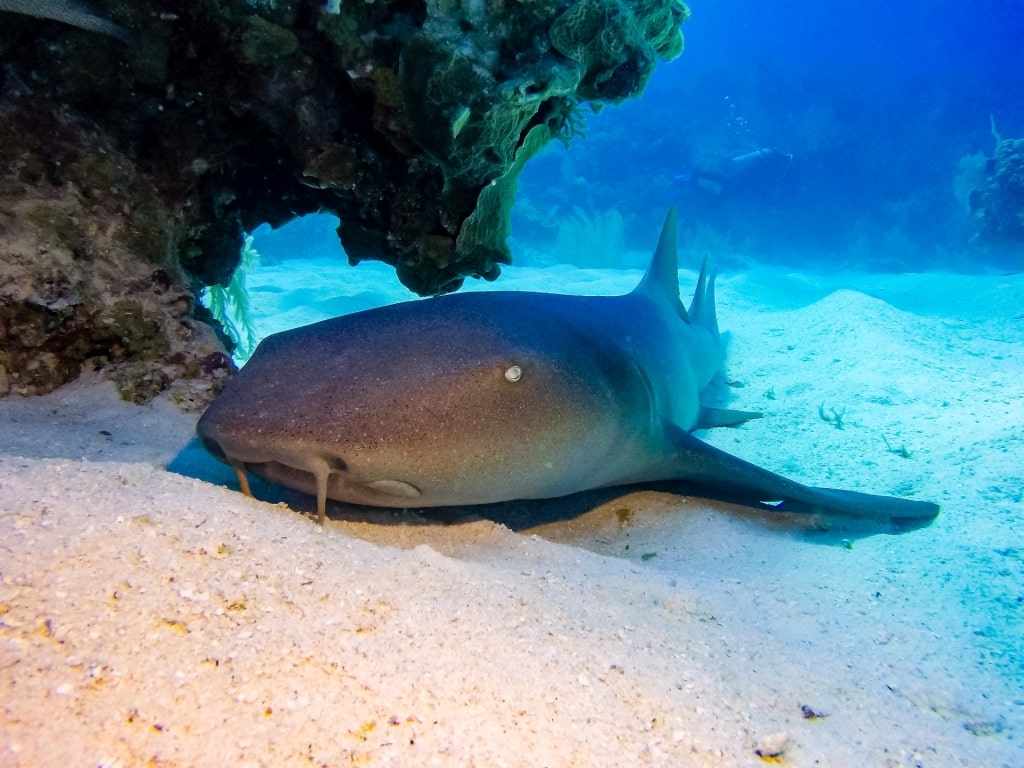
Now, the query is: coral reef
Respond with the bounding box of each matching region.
[969,138,1024,244]
[0,0,688,398]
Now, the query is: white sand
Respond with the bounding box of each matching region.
[1,260,1022,767]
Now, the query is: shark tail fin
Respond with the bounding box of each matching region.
[664,424,941,525]
[688,255,720,336]
[635,206,685,318]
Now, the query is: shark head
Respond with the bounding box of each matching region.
[197,287,657,512]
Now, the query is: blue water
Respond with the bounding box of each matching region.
[512,0,1024,271]
[255,2,1024,273]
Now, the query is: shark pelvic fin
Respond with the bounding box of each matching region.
[695,406,763,429]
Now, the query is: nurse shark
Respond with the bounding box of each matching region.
[197,208,940,526]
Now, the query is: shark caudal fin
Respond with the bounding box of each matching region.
[663,423,941,524]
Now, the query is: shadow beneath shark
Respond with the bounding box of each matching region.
[168,436,931,548]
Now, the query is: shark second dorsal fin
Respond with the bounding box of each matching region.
[688,255,720,335]
[635,206,684,316]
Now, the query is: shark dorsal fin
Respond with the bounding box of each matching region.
[635,206,685,317]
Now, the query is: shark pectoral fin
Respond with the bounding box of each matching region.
[363,480,421,499]
[662,424,940,523]
[695,406,764,429]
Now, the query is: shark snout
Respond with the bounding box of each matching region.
[196,417,425,520]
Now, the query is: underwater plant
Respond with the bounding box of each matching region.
[203,235,259,364]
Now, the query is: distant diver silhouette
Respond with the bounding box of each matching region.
[674,147,794,201]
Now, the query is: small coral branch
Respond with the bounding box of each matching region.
[545,98,590,148]
[882,434,913,459]
[818,403,846,430]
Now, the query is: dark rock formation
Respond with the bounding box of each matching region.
[0,0,687,400]
[970,138,1024,244]
[0,105,233,404]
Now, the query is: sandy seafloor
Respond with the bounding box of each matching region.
[1,249,1022,768]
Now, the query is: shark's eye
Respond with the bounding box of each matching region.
[504,365,523,383]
